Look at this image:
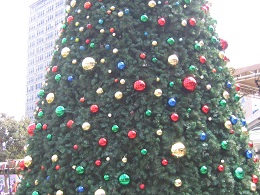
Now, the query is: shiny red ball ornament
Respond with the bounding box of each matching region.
[85,39,91,44]
[52,66,58,72]
[201,5,209,12]
[217,165,224,172]
[86,24,93,29]
[248,141,254,148]
[254,156,259,163]
[220,38,228,50]
[84,1,92,9]
[128,130,137,139]
[41,165,45,171]
[252,174,259,183]
[139,184,145,190]
[66,120,74,128]
[55,165,60,170]
[229,129,235,134]
[189,18,196,26]
[19,161,25,170]
[114,78,119,82]
[161,159,168,166]
[90,104,99,113]
[28,123,36,136]
[139,52,146,59]
[199,56,206,64]
[67,16,74,23]
[73,145,79,150]
[95,159,102,166]
[98,138,108,147]
[134,80,146,91]
[183,76,197,92]
[170,113,179,122]
[80,97,85,103]
[235,84,241,91]
[158,18,166,26]
[109,28,115,33]
[201,105,210,114]
[42,124,48,131]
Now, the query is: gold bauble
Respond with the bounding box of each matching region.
[168,54,179,66]
[118,11,124,17]
[154,89,162,97]
[95,188,106,195]
[24,156,32,167]
[110,6,115,10]
[72,59,77,64]
[82,122,91,130]
[65,5,71,13]
[70,0,76,7]
[79,27,84,32]
[181,20,187,26]
[241,127,248,135]
[171,142,186,157]
[46,93,55,104]
[115,91,123,99]
[56,190,64,195]
[77,9,81,14]
[223,91,230,99]
[96,88,104,94]
[218,51,225,59]
[122,157,127,163]
[35,180,39,185]
[152,41,157,46]
[61,47,70,58]
[251,182,257,192]
[82,57,96,70]
[113,48,118,54]
[148,0,156,7]
[156,129,163,136]
[51,154,58,162]
[100,58,105,63]
[224,121,232,130]
[206,84,211,90]
[75,38,79,42]
[120,79,126,84]
[174,179,182,187]
[75,22,79,26]
[100,29,105,34]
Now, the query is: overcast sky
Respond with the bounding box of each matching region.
[0,0,260,119]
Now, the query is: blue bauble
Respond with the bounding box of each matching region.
[200,132,207,141]
[68,76,74,82]
[226,81,232,88]
[241,119,246,126]
[117,61,126,70]
[98,19,104,24]
[168,98,177,107]
[105,44,110,50]
[79,46,85,50]
[230,115,238,125]
[245,150,253,159]
[77,186,85,193]
[124,8,130,14]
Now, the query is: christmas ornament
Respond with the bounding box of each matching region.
[55,74,61,82]
[84,1,92,9]
[28,123,36,136]
[51,154,58,162]
[235,84,241,91]
[95,159,102,166]
[161,159,168,166]
[224,121,232,129]
[82,57,96,70]
[171,142,186,157]
[115,91,123,99]
[167,37,175,45]
[55,106,65,117]
[199,56,206,64]
[189,18,196,26]
[134,80,146,91]
[66,120,74,128]
[168,98,177,107]
[200,132,207,141]
[139,184,145,190]
[67,16,74,23]
[219,99,227,108]
[218,165,225,172]
[24,156,32,167]
[140,15,148,22]
[37,89,44,98]
[168,54,179,65]
[230,115,238,125]
[122,156,127,163]
[96,88,104,94]
[200,166,208,174]
[181,19,187,26]
[32,191,40,195]
[245,150,253,159]
[221,140,229,150]
[90,104,99,113]
[154,89,162,97]
[95,188,106,195]
[222,91,229,99]
[148,0,156,7]
[119,173,130,185]
[128,130,137,139]
[117,61,126,70]
[61,47,70,58]
[112,125,119,133]
[156,129,163,135]
[139,52,146,59]
[77,186,85,193]
[76,166,85,174]
[73,145,78,150]
[201,105,209,114]
[158,17,166,26]
[183,76,197,91]
[252,175,259,183]
[251,182,257,192]
[98,138,108,147]
[234,167,244,180]
[82,122,91,130]
[145,110,152,116]
[47,134,52,140]
[141,149,147,155]
[46,93,55,103]
[56,190,63,195]
[104,174,110,181]
[174,179,182,187]
[170,113,179,122]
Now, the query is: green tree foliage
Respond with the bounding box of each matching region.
[17,0,260,194]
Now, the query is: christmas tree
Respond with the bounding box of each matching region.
[17,0,260,194]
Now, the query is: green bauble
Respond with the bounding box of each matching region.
[167,37,175,45]
[189,65,197,71]
[112,125,119,133]
[104,174,110,181]
[76,166,85,174]
[119,173,130,185]
[32,191,39,195]
[234,167,244,180]
[140,15,148,22]
[38,111,44,117]
[145,110,152,116]
[47,134,53,140]
[200,166,208,175]
[221,140,229,150]
[37,90,45,98]
[26,182,30,187]
[36,123,42,130]
[219,99,227,108]
[169,81,174,87]
[55,74,61,82]
[184,0,191,4]
[141,149,148,155]
[194,43,201,50]
[55,106,65,117]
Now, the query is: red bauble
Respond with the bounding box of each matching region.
[229,129,235,134]
[85,39,91,44]
[161,159,168,166]
[220,38,228,50]
[158,18,166,26]
[128,130,137,139]
[66,120,74,128]
[109,28,115,33]
[19,161,25,170]
[139,53,146,59]
[235,84,240,91]
[55,165,60,170]
[86,24,93,29]
[84,2,92,9]
[189,18,196,26]
[134,80,146,91]
[252,174,259,183]
[42,124,48,131]
[98,138,107,147]
[248,141,254,148]
[73,145,79,150]
[170,113,179,122]
[95,159,102,166]
[28,123,36,136]
[199,56,206,64]
[201,105,210,114]
[41,165,45,171]
[217,165,224,172]
[183,76,197,92]
[90,104,99,113]
[139,184,145,190]
[254,156,259,163]
[52,66,58,72]
[80,97,85,103]
[67,16,74,23]
[201,5,209,12]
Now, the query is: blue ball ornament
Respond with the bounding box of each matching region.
[144,31,148,36]
[98,19,104,24]
[226,81,232,88]
[200,132,207,141]
[245,150,253,159]
[77,186,85,193]
[105,44,110,50]
[168,98,177,107]
[68,76,74,82]
[117,61,126,70]
[230,115,238,125]
[241,119,246,126]
[79,46,85,50]
[124,8,130,14]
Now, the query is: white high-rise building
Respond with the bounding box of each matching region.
[26,0,66,120]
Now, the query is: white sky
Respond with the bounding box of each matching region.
[0,0,260,119]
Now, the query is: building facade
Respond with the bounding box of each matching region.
[25,0,66,121]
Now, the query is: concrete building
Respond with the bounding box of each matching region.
[25,0,66,120]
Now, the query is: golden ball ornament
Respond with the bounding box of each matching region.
[51,154,58,162]
[61,47,70,58]
[79,27,84,32]
[152,41,157,46]
[65,5,71,13]
[56,190,64,195]
[223,91,230,99]
[251,182,257,192]
[118,11,124,17]
[72,59,77,64]
[115,91,123,99]
[46,93,55,104]
[224,121,232,130]
[122,157,127,163]
[75,38,79,42]
[24,156,32,167]
[148,0,156,7]
[241,127,248,135]
[171,142,186,158]
[168,54,179,66]
[70,0,76,7]
[82,122,91,131]
[77,9,81,14]
[100,58,105,63]
[174,179,182,187]
[108,113,112,117]
[75,22,79,26]
[95,188,106,195]
[218,51,225,59]
[181,20,187,26]
[156,77,160,82]
[156,129,163,136]
[113,48,118,54]
[82,57,96,70]
[41,101,44,105]
[120,79,125,84]
[206,84,211,90]
[154,89,162,97]
[108,70,112,73]
[35,180,39,185]
[110,6,115,11]
[100,29,105,34]
[96,88,104,94]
